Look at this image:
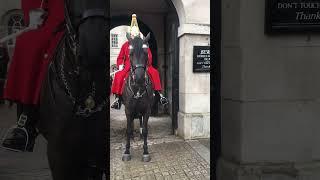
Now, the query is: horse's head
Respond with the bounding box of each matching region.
[65,0,108,69]
[126,32,151,85]
[61,0,108,114]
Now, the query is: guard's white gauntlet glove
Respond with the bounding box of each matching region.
[29,8,48,29]
[119,64,124,71]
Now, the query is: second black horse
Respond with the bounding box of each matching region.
[121,32,154,162]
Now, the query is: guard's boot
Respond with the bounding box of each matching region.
[156,91,169,105]
[1,110,38,152]
[111,94,122,109]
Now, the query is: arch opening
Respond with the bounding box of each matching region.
[110,0,180,134]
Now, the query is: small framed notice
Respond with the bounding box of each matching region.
[265,0,320,33]
[193,46,210,73]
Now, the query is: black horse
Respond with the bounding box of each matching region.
[122,33,154,162]
[37,0,108,179]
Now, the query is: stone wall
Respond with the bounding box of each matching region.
[177,34,210,139]
[218,0,320,179]
[0,0,19,23]
[169,0,211,139]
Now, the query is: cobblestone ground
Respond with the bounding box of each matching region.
[109,99,211,180]
[0,100,211,180]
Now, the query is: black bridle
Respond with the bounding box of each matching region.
[130,64,147,75]
[64,0,108,54]
[128,41,150,99]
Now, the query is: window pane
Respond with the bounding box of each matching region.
[111,34,118,47]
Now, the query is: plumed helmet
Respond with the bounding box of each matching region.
[128,14,140,37]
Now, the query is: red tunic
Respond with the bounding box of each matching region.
[2,0,65,105]
[111,41,162,95]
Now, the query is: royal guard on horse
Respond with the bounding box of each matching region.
[1,0,65,152]
[111,14,168,109]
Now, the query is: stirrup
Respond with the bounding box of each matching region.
[1,115,29,152]
[111,99,121,109]
[160,97,169,105]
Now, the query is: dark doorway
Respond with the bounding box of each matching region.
[164,13,179,134]
[212,0,221,179]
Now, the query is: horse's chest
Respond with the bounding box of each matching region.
[127,99,149,111]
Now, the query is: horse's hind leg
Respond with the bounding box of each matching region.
[122,114,133,161]
[142,114,151,162]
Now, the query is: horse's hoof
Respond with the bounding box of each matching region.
[122,154,131,161]
[142,154,151,162]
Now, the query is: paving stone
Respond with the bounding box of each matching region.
[110,107,210,180]
[0,102,211,180]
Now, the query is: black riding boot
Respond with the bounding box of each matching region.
[1,104,38,152]
[111,94,122,109]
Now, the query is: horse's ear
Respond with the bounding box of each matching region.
[143,32,150,43]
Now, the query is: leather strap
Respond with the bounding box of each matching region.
[81,9,107,20]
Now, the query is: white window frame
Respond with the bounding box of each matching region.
[111,33,118,48]
[7,13,25,46]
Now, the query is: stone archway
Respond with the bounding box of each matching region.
[110,0,210,139]
[0,9,24,57]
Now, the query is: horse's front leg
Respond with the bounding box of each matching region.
[130,118,134,140]
[142,112,151,162]
[139,116,143,140]
[122,113,133,161]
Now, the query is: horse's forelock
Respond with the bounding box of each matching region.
[133,38,143,56]
[131,37,147,64]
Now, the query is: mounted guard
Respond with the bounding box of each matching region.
[111,14,168,109]
[1,0,65,152]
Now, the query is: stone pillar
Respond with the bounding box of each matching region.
[218,0,320,179]
[177,24,210,139]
